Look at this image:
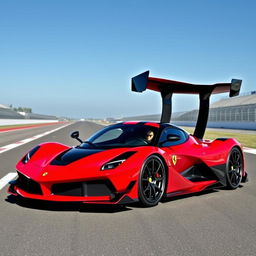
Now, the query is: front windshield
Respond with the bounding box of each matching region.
[80,123,159,149]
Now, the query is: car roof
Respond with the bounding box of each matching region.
[118,121,186,131]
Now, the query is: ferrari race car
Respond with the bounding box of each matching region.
[8,71,248,207]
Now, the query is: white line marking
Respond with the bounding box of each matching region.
[244,147,256,155]
[0,122,72,154]
[0,173,17,190]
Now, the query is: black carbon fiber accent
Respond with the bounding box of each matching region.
[181,164,218,182]
[181,163,227,186]
[50,148,103,166]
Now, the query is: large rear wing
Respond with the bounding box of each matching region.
[131,71,242,139]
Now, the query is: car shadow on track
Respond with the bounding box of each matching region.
[5,187,243,212]
[123,189,221,208]
[5,195,132,213]
[160,185,244,204]
[161,189,219,204]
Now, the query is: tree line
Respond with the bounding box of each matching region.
[9,105,32,113]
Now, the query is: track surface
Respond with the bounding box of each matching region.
[0,121,255,256]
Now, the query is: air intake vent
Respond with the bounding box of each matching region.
[16,172,42,195]
[51,180,115,197]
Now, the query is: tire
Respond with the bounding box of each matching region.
[226,147,243,189]
[138,155,166,207]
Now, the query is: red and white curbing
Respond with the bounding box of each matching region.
[0,122,63,133]
[0,122,72,154]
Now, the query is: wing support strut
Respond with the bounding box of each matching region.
[160,91,173,123]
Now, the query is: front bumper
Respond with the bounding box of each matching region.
[8,173,138,204]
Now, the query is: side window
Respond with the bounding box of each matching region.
[159,128,188,147]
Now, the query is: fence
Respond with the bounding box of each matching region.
[177,105,256,123]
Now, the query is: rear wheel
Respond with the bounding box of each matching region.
[226,147,243,189]
[138,155,166,207]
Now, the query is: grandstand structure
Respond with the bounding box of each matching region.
[174,91,256,123]
[0,104,25,119]
[0,104,57,120]
[18,112,58,120]
[117,91,256,130]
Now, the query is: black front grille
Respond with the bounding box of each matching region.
[51,180,115,197]
[16,172,42,195]
[52,182,83,196]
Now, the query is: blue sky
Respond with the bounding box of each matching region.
[0,0,255,118]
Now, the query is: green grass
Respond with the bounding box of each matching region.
[181,127,256,148]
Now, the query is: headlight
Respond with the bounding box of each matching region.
[22,146,40,164]
[101,159,125,170]
[101,151,136,171]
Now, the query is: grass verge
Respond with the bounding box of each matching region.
[181,127,256,148]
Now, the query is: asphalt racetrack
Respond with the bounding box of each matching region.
[0,121,255,256]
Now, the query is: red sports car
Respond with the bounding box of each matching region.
[8,71,248,207]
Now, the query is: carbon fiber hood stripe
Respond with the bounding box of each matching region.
[50,147,104,166]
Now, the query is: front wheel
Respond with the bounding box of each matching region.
[226,147,243,189]
[138,155,166,207]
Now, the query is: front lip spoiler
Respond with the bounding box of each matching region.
[8,180,18,196]
[82,195,139,205]
[8,180,137,205]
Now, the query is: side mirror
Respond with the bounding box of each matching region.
[70,131,83,144]
[160,134,181,146]
[167,134,181,141]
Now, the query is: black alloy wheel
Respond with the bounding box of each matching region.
[138,155,166,207]
[226,147,243,189]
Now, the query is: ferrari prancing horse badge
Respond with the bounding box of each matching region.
[172,155,177,165]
